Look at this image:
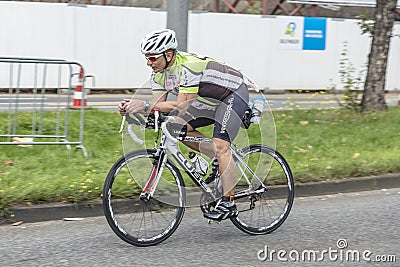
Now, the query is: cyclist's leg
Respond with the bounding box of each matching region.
[177,105,216,158]
[203,85,249,220]
[182,119,216,158]
[213,137,235,196]
[203,137,238,220]
[213,84,249,195]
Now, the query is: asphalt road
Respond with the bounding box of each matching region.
[1,188,398,266]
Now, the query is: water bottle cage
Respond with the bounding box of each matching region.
[194,158,207,176]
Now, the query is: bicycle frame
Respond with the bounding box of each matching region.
[104,113,295,247]
[140,119,267,202]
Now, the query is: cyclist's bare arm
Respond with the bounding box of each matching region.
[149,92,215,158]
[120,91,197,115]
[152,92,196,114]
[119,93,168,115]
[150,93,175,112]
[176,92,197,114]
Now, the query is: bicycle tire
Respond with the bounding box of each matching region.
[103,149,186,246]
[230,144,294,235]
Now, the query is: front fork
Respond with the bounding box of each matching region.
[139,150,167,201]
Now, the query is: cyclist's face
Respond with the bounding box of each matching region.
[145,51,173,73]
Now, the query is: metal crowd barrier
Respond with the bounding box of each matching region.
[0,57,88,157]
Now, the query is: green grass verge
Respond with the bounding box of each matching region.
[1,107,400,215]
[274,107,400,182]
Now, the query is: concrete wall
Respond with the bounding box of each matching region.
[0,2,399,91]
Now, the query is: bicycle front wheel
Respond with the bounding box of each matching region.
[231,144,294,235]
[103,149,186,246]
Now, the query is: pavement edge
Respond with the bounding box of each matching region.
[3,173,400,224]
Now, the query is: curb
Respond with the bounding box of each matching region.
[4,174,400,224]
[295,173,400,197]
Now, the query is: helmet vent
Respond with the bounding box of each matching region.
[140,29,177,54]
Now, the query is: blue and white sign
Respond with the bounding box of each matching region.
[303,17,327,50]
[278,17,327,51]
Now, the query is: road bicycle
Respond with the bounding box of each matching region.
[103,109,294,246]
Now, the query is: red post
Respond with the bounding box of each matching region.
[71,68,88,109]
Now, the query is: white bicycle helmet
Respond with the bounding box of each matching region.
[140,29,178,54]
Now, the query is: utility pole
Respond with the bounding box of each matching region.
[167,0,189,52]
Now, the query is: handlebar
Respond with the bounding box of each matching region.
[119,114,145,145]
[125,113,146,126]
[119,109,179,145]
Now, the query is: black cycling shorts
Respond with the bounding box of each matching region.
[182,83,249,143]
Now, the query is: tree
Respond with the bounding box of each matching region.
[361,0,399,111]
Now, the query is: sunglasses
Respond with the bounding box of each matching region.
[145,54,164,63]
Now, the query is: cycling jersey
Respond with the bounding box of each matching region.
[151,52,245,109]
[150,51,249,143]
[182,83,249,143]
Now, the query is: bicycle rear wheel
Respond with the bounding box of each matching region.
[230,144,294,235]
[103,149,185,246]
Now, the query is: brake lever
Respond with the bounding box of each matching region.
[119,113,144,133]
[119,116,126,133]
[125,114,141,125]
[154,109,159,132]
[134,113,146,126]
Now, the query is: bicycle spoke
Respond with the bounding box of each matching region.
[103,149,185,246]
[230,145,294,235]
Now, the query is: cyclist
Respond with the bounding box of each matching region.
[118,29,249,221]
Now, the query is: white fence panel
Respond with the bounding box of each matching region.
[73,5,166,88]
[0,2,399,91]
[0,2,73,60]
[387,22,400,91]
[188,12,273,90]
